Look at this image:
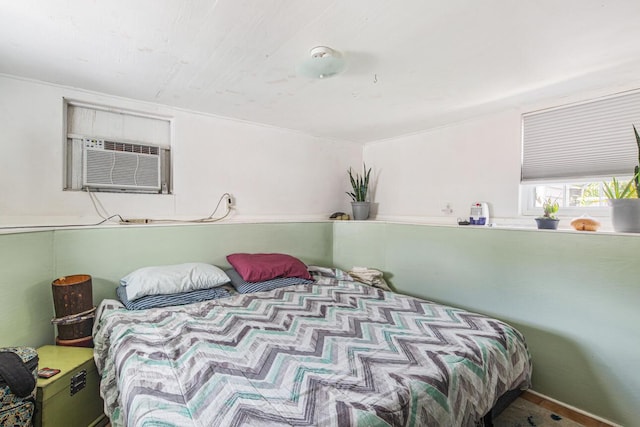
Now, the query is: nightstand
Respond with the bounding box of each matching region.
[34,345,107,427]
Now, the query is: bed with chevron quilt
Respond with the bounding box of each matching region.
[93,280,532,426]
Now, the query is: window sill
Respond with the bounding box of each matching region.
[369,215,639,236]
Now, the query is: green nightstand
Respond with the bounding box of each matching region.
[34,345,107,427]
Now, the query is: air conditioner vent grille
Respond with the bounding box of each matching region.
[81,138,161,192]
[136,156,162,187]
[103,140,159,155]
[85,150,115,185]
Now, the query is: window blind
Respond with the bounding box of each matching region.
[67,103,171,146]
[522,90,640,182]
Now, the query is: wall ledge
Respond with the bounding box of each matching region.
[352,215,640,237]
[2,214,638,238]
[0,216,335,235]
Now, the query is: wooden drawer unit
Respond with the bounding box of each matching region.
[34,345,107,427]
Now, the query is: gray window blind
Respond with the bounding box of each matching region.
[522,90,640,182]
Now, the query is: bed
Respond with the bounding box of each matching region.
[93,262,532,427]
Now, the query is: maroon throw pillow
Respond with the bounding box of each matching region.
[226,253,312,282]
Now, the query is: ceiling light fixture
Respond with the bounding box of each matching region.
[296,46,346,79]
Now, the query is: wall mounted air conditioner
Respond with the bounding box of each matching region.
[72,138,162,193]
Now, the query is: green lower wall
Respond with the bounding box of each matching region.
[53,222,334,304]
[0,232,55,348]
[333,221,640,426]
[0,222,333,348]
[2,220,637,425]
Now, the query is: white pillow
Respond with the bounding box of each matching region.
[121,263,230,301]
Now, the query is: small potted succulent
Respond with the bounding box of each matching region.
[346,164,372,220]
[535,197,560,230]
[604,125,640,233]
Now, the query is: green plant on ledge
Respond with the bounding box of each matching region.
[603,176,638,199]
[535,197,560,229]
[346,164,371,202]
[603,125,640,199]
[538,197,559,220]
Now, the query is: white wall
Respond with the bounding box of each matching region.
[0,75,362,226]
[364,81,640,227]
[364,109,522,222]
[4,72,639,229]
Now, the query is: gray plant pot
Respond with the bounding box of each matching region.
[351,202,370,220]
[610,199,640,233]
[535,218,559,230]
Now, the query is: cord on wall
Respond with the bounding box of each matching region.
[87,188,121,223]
[0,191,234,230]
[119,192,234,225]
[0,214,125,230]
[0,188,125,230]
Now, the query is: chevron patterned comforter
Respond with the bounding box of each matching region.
[93,281,531,427]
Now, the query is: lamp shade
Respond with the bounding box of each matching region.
[296,46,346,79]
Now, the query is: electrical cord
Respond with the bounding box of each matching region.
[0,187,124,229]
[128,193,233,224]
[0,214,125,230]
[87,188,111,220]
[87,188,126,224]
[0,190,232,230]
[206,192,231,219]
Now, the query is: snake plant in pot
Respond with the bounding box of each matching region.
[604,125,640,232]
[346,164,372,220]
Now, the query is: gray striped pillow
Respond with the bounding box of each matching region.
[117,285,231,310]
[225,268,313,294]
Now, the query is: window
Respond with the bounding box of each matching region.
[521,89,640,215]
[64,100,172,194]
[521,177,637,217]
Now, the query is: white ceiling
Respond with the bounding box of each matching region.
[3,0,640,143]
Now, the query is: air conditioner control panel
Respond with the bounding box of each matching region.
[83,138,104,149]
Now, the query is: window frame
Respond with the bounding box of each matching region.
[520,185,607,218]
[63,99,173,194]
[520,176,637,218]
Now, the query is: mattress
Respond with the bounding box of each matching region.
[93,280,532,426]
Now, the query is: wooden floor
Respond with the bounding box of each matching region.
[521,391,615,427]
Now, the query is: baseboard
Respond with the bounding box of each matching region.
[524,389,621,427]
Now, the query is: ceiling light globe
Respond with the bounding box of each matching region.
[296,46,346,79]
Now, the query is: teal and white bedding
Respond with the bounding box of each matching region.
[93,280,531,426]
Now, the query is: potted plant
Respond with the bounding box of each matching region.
[604,125,640,233]
[535,197,560,230]
[346,164,372,220]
